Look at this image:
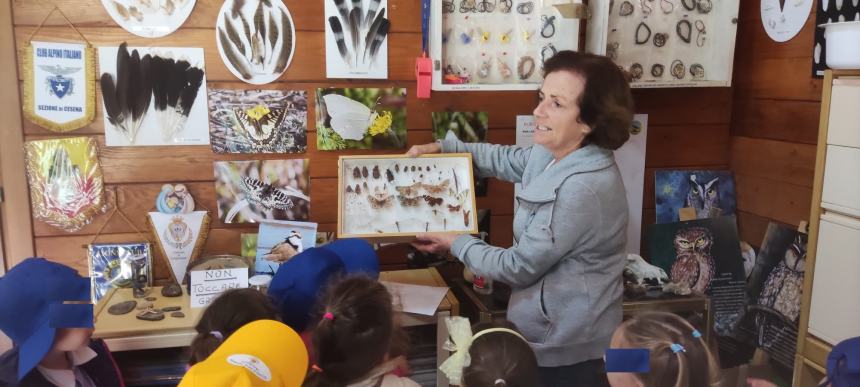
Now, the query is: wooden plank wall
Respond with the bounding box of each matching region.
[10,0,732,279]
[730,0,821,246]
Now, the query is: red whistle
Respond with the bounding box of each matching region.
[416,56,432,99]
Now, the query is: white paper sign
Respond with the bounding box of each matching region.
[614,114,648,254]
[381,281,448,316]
[514,115,536,211]
[190,268,249,308]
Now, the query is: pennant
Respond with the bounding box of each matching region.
[148,211,210,284]
[22,41,96,132]
[24,137,106,232]
[87,242,153,303]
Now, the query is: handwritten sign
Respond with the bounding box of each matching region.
[190,268,249,308]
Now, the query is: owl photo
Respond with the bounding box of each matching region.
[655,170,737,224]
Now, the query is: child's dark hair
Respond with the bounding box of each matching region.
[615,311,720,387]
[463,320,541,387]
[188,288,279,365]
[302,275,396,387]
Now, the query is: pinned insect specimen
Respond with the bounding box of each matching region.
[353,166,361,179]
[422,195,444,206]
[372,165,381,179]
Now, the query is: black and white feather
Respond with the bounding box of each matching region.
[327,0,389,69]
[216,0,296,84]
[100,43,152,144]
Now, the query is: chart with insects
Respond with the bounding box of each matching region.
[601,0,739,87]
[324,0,389,78]
[338,154,478,239]
[213,159,310,224]
[215,0,296,84]
[430,0,579,90]
[101,0,196,38]
[98,44,209,146]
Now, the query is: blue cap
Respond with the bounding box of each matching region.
[0,258,92,380]
[605,348,650,373]
[267,239,379,331]
[827,336,860,387]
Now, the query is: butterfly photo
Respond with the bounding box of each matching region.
[214,159,310,223]
[316,87,406,150]
[208,89,307,153]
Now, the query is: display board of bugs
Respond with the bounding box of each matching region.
[338,154,478,240]
[429,0,580,91]
[589,0,739,88]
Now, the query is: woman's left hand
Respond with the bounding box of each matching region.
[412,233,461,255]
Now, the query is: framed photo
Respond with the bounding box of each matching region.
[338,154,478,240]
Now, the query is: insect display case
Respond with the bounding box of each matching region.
[337,154,479,241]
[429,0,584,91]
[584,0,739,88]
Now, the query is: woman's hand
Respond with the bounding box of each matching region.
[406,142,441,158]
[411,233,460,255]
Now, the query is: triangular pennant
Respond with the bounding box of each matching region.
[148,211,210,284]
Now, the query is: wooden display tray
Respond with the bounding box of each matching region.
[93,286,202,340]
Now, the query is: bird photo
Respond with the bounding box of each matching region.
[255,220,318,275]
[324,0,390,78]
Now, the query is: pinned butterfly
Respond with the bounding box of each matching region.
[325,0,390,78]
[213,159,311,223]
[316,87,407,150]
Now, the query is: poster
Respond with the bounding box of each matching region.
[101,0,196,38]
[254,220,318,275]
[316,88,406,150]
[215,0,296,84]
[208,89,307,153]
[655,170,736,224]
[324,0,389,78]
[214,159,310,223]
[812,0,860,76]
[98,45,209,146]
[735,223,807,370]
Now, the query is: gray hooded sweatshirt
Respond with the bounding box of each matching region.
[441,139,628,367]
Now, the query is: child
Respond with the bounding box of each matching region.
[0,258,124,386]
[302,276,419,387]
[605,311,720,387]
[180,319,308,387]
[188,288,279,365]
[439,317,540,387]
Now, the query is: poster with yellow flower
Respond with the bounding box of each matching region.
[315,88,406,150]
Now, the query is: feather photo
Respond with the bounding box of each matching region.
[216,0,296,85]
[99,45,209,146]
[325,0,389,78]
[100,0,196,38]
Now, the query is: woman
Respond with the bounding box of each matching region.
[410,51,633,386]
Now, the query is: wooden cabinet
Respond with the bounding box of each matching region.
[794,71,860,387]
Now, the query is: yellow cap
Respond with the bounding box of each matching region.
[179,320,308,387]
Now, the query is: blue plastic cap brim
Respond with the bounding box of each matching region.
[605,348,650,373]
[49,303,93,328]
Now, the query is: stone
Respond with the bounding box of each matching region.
[161,283,183,297]
[170,311,185,318]
[135,309,165,321]
[145,297,157,301]
[107,301,137,315]
[136,302,154,310]
[162,306,181,312]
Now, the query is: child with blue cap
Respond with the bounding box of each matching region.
[0,258,123,386]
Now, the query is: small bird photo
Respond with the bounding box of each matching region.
[255,220,318,275]
[316,87,406,150]
[213,159,310,223]
[324,0,390,78]
[98,44,209,146]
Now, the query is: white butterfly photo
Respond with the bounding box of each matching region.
[315,88,406,151]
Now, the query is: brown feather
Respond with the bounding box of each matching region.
[274,9,293,73]
[219,27,253,79]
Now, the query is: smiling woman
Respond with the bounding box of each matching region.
[408,51,634,387]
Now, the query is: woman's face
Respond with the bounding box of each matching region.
[606,328,645,387]
[533,70,592,159]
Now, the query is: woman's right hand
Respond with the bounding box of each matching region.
[406,142,441,158]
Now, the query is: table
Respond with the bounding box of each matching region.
[95,269,459,387]
[449,278,713,342]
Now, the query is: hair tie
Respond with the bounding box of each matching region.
[692,329,702,339]
[311,364,324,373]
[323,312,335,321]
[209,331,224,340]
[670,343,686,353]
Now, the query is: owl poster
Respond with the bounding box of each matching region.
[214,159,310,223]
[316,88,407,150]
[648,216,746,336]
[432,111,489,196]
[208,89,308,153]
[255,220,318,275]
[735,222,807,370]
[655,170,737,224]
